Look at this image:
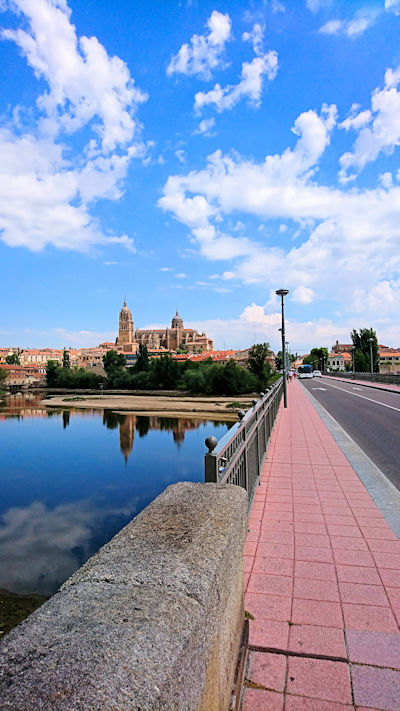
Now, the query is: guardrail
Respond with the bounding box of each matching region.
[325,372,400,386]
[204,378,283,505]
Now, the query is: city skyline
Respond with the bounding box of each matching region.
[1,0,400,353]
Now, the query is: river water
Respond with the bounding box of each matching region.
[0,393,230,597]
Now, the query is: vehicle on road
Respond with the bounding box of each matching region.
[313,370,322,377]
[298,364,313,379]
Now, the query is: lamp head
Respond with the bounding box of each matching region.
[276,289,289,297]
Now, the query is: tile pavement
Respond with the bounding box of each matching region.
[241,380,400,711]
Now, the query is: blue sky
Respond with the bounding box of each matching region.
[1,0,399,353]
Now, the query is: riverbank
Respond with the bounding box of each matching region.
[42,393,255,420]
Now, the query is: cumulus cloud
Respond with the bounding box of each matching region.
[339,65,400,181]
[167,10,232,79]
[159,101,400,325]
[194,24,278,113]
[194,117,216,135]
[0,0,147,252]
[319,9,378,37]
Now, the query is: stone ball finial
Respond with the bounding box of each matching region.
[205,436,218,453]
[237,410,245,420]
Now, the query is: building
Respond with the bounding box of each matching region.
[117,302,213,354]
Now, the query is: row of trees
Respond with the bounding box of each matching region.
[305,328,380,373]
[45,343,278,395]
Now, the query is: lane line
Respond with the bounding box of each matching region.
[318,379,400,412]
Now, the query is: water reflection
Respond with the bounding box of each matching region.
[0,394,229,596]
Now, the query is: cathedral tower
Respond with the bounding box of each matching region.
[118,300,134,346]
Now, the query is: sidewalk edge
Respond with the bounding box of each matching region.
[302,385,400,539]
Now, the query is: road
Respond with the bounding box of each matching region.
[300,376,400,492]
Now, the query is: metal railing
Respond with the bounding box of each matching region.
[204,378,283,506]
[325,372,400,386]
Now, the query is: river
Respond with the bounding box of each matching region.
[0,393,230,597]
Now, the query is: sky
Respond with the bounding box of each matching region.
[1,0,399,354]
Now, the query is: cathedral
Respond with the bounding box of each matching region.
[116,301,213,354]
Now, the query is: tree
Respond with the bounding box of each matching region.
[62,349,70,369]
[102,350,126,375]
[248,343,270,379]
[303,347,329,370]
[6,353,20,365]
[134,343,150,372]
[0,368,7,389]
[46,360,61,386]
[150,355,180,389]
[351,328,379,373]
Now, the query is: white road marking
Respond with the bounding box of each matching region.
[352,387,363,391]
[312,387,327,390]
[319,380,400,412]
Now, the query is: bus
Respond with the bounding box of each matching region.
[297,364,313,379]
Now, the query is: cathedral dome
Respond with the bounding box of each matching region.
[171,310,183,329]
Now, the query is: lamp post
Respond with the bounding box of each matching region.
[368,338,374,377]
[276,289,289,408]
[351,346,355,378]
[286,341,290,374]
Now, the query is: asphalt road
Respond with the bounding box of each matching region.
[300,377,400,492]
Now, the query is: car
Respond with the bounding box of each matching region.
[313,370,322,377]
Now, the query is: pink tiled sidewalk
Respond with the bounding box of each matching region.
[241,380,400,711]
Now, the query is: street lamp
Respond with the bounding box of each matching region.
[368,338,374,377]
[276,289,289,408]
[286,341,290,374]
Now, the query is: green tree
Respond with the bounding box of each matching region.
[303,347,329,370]
[248,343,270,380]
[46,360,61,386]
[0,368,7,390]
[134,343,150,372]
[102,350,126,375]
[62,349,70,369]
[351,328,379,373]
[6,353,20,365]
[150,355,180,389]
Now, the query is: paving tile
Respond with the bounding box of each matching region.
[342,603,399,633]
[260,520,295,532]
[284,695,353,710]
[326,525,362,538]
[263,511,294,522]
[295,533,331,548]
[361,526,398,540]
[351,664,400,711]
[258,530,295,544]
[294,512,326,523]
[247,573,293,597]
[295,521,328,534]
[330,536,368,551]
[286,657,352,704]
[295,546,334,563]
[368,539,400,553]
[252,556,294,577]
[336,564,381,585]
[294,577,340,602]
[379,568,400,588]
[288,624,346,658]
[339,582,389,607]
[294,560,337,581]
[373,552,400,570]
[244,556,254,573]
[244,541,258,556]
[245,592,292,622]
[241,687,284,710]
[248,619,290,649]
[324,515,357,526]
[346,629,400,669]
[257,542,294,559]
[333,549,375,567]
[291,598,343,628]
[246,651,287,692]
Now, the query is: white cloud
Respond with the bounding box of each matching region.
[339,66,400,182]
[194,51,278,113]
[385,0,400,14]
[167,10,232,79]
[306,0,332,12]
[194,117,216,135]
[0,0,147,252]
[319,10,377,37]
[293,286,315,304]
[159,101,400,327]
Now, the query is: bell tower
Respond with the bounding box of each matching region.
[118,300,134,346]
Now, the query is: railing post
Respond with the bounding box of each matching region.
[205,436,218,483]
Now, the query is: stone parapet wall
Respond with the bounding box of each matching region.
[0,482,248,711]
